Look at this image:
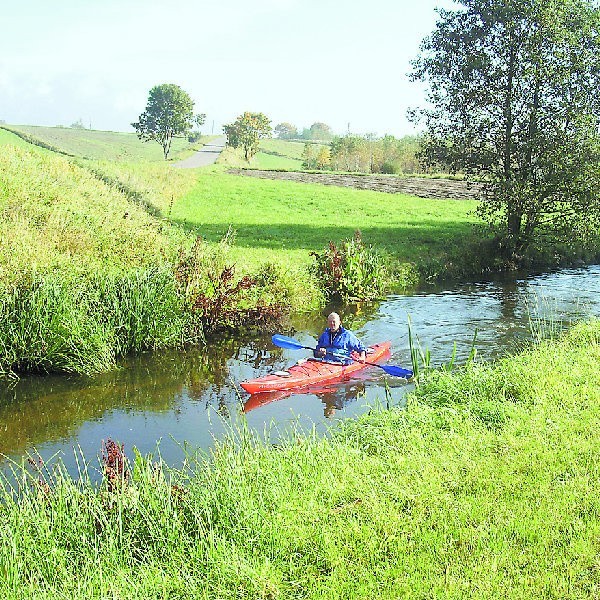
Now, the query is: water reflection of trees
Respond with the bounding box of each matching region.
[0,335,289,460]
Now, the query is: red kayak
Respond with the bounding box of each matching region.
[240,341,392,394]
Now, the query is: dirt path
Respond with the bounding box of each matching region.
[228,169,483,200]
[173,136,226,168]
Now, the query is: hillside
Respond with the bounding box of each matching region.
[0,140,190,286]
[1,124,204,162]
[218,138,327,170]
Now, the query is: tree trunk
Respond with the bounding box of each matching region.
[506,207,530,259]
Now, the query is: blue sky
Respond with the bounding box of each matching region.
[0,0,457,136]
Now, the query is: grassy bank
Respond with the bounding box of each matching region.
[1,321,598,598]
[0,141,196,374]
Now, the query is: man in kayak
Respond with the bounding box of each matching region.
[314,312,367,364]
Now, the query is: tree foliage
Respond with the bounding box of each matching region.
[411,0,600,257]
[223,112,272,161]
[132,84,205,160]
[329,134,423,174]
[301,122,334,141]
[274,122,298,139]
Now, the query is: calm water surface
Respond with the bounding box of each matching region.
[1,265,598,477]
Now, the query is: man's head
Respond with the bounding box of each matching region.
[327,312,341,332]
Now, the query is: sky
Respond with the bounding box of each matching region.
[0,0,457,138]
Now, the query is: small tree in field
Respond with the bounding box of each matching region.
[301,143,318,169]
[316,146,331,170]
[411,0,600,259]
[223,112,272,161]
[132,84,205,160]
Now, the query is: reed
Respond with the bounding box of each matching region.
[0,267,189,376]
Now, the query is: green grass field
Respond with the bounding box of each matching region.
[171,167,479,271]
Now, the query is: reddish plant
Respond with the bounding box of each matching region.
[310,240,345,297]
[101,438,129,492]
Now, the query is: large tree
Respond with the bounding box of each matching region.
[411,0,600,257]
[223,112,272,161]
[132,84,205,160]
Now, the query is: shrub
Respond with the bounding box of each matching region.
[310,231,391,301]
[380,161,400,174]
[174,232,286,333]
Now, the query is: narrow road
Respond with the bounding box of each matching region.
[172,135,226,168]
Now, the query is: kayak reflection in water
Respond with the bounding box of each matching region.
[321,381,367,418]
[314,312,366,364]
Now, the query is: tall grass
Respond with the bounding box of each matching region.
[0,145,187,282]
[1,321,599,598]
[408,315,478,381]
[0,268,190,376]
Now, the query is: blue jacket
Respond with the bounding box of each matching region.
[314,326,366,364]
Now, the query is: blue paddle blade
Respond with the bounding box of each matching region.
[379,364,413,379]
[271,334,311,351]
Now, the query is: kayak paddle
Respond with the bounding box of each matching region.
[271,334,413,379]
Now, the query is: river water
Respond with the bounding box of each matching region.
[1,265,598,478]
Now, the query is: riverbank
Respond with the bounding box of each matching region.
[1,126,598,376]
[2,320,598,598]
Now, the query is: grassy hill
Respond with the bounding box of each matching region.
[218,138,326,170]
[0,130,202,374]
[1,124,205,162]
[0,145,188,282]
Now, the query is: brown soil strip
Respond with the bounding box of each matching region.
[228,169,483,200]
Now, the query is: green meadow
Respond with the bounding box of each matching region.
[2,124,206,162]
[1,321,599,598]
[170,167,478,271]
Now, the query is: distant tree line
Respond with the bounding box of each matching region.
[273,120,424,174]
[301,134,424,174]
[274,122,334,141]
